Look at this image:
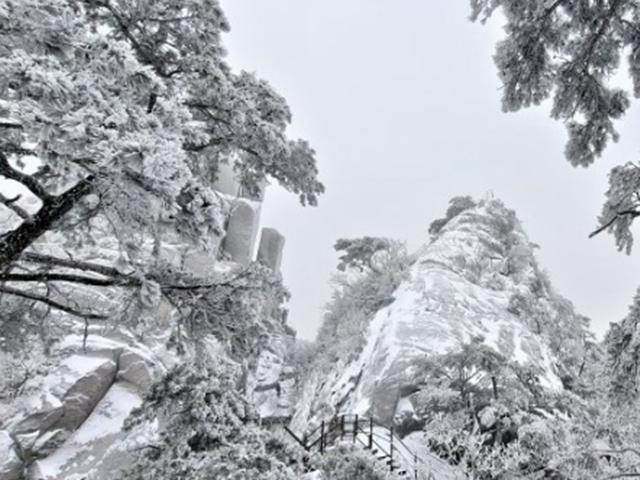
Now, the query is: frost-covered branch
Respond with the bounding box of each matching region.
[0,151,52,201]
[0,272,138,287]
[0,284,107,320]
[0,175,95,268]
[589,210,640,239]
[20,252,127,278]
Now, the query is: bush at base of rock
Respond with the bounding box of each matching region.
[316,444,392,480]
[121,360,304,480]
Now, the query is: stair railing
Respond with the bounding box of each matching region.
[284,413,433,479]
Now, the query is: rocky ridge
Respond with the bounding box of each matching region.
[292,196,591,436]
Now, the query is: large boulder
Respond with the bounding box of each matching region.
[51,357,117,433]
[222,199,260,266]
[117,350,156,391]
[0,430,23,480]
[30,382,146,480]
[9,355,117,460]
[257,227,285,272]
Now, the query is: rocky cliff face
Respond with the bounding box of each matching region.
[292,196,591,433]
[0,165,294,480]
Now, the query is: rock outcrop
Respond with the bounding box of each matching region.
[0,152,294,480]
[292,197,590,430]
[257,227,286,272]
[222,199,261,266]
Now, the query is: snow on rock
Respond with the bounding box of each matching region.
[248,332,297,421]
[293,198,578,430]
[52,357,117,434]
[0,329,168,479]
[30,382,144,480]
[301,471,322,480]
[0,430,23,480]
[6,355,117,439]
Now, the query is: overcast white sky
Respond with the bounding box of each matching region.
[220,0,640,340]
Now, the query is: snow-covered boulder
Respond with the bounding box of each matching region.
[29,381,146,480]
[53,357,117,433]
[8,355,117,457]
[117,350,155,391]
[0,430,23,480]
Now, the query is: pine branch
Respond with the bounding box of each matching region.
[0,151,52,201]
[0,174,95,269]
[0,122,23,130]
[0,284,107,319]
[0,272,139,287]
[20,252,127,278]
[589,210,640,238]
[0,193,30,220]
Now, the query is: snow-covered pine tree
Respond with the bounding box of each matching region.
[0,0,323,320]
[121,360,304,480]
[470,0,640,251]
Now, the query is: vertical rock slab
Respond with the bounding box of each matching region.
[257,228,285,272]
[222,199,260,266]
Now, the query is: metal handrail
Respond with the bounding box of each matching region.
[285,413,431,478]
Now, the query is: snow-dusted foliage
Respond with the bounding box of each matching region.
[315,239,413,364]
[0,0,322,321]
[165,262,290,360]
[428,196,477,236]
[122,360,303,480]
[470,0,640,252]
[0,297,52,400]
[426,392,640,480]
[316,444,392,480]
[291,197,594,467]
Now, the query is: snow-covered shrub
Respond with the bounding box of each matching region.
[166,262,290,360]
[122,360,304,480]
[315,240,413,364]
[0,298,56,401]
[423,392,640,480]
[316,444,392,480]
[414,336,508,414]
[428,195,477,236]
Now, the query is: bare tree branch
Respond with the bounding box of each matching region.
[0,174,95,268]
[20,252,128,277]
[589,210,640,238]
[0,121,23,130]
[0,284,107,319]
[0,272,139,287]
[0,193,30,220]
[0,151,52,201]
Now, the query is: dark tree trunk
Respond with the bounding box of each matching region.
[491,375,498,400]
[0,177,94,269]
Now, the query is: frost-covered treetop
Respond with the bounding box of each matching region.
[0,0,323,268]
[471,0,640,253]
[0,0,323,319]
